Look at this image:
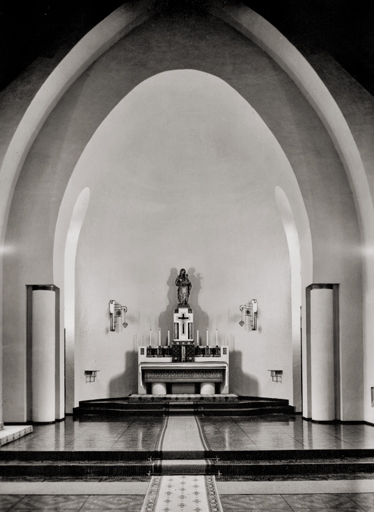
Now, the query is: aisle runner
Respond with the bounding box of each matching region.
[141,475,223,512]
[141,415,222,511]
[160,415,207,452]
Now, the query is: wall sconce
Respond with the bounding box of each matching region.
[85,370,99,383]
[109,300,128,331]
[269,370,283,383]
[239,299,258,330]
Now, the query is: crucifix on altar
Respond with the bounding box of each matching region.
[173,307,193,342]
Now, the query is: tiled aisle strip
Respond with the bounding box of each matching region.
[139,415,223,511]
[141,475,223,512]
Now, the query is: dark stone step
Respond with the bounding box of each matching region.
[74,396,295,417]
[73,407,295,418]
[0,462,151,478]
[2,448,374,463]
[1,459,374,478]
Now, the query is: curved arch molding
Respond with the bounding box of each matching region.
[1,0,371,257]
[0,0,155,248]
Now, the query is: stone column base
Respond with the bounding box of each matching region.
[200,382,215,394]
[152,382,167,395]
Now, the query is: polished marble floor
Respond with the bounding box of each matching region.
[2,415,374,510]
[200,415,374,451]
[0,416,164,452]
[220,492,374,511]
[2,415,374,452]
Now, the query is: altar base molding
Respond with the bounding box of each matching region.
[138,357,229,395]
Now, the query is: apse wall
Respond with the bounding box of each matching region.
[2,7,363,421]
[61,69,308,405]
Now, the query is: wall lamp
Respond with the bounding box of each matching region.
[85,370,99,383]
[239,299,258,330]
[269,370,283,383]
[109,300,128,331]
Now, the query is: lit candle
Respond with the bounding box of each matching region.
[149,329,152,346]
[158,329,161,346]
[197,330,199,345]
[168,330,170,346]
[206,329,209,346]
[216,329,218,345]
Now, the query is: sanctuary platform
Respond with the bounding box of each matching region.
[2,414,374,480]
[73,395,295,416]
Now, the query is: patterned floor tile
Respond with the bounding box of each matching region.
[10,495,89,511]
[80,495,144,511]
[0,495,25,512]
[283,493,365,510]
[141,475,223,512]
[220,494,292,511]
[347,494,374,510]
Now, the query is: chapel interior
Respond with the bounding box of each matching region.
[1,0,374,510]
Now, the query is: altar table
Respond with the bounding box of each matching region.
[138,348,229,395]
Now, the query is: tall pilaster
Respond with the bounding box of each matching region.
[306,284,340,421]
[27,285,60,423]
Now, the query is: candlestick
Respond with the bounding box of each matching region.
[149,329,152,346]
[216,329,218,345]
[168,330,170,346]
[197,329,199,345]
[206,328,209,346]
[158,329,161,346]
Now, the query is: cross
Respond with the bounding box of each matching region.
[178,312,189,320]
[178,312,190,335]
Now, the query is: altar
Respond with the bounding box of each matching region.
[137,268,230,396]
[138,351,229,395]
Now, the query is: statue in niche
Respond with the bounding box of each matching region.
[175,268,192,306]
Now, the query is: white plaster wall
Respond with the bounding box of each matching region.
[56,69,310,407]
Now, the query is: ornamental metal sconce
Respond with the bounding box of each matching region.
[269,370,283,383]
[109,300,128,331]
[239,299,258,330]
[85,370,99,383]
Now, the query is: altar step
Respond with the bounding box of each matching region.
[73,396,295,417]
[128,394,239,402]
[1,450,374,478]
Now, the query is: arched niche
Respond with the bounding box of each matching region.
[54,69,312,409]
[64,187,90,414]
[275,186,303,411]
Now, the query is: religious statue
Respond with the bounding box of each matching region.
[175,268,192,306]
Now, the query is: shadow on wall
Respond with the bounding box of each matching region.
[158,268,178,338]
[109,351,137,397]
[158,267,209,339]
[230,351,259,397]
[187,268,209,338]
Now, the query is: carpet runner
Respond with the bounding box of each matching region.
[140,414,223,510]
[160,415,208,452]
[141,475,223,512]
